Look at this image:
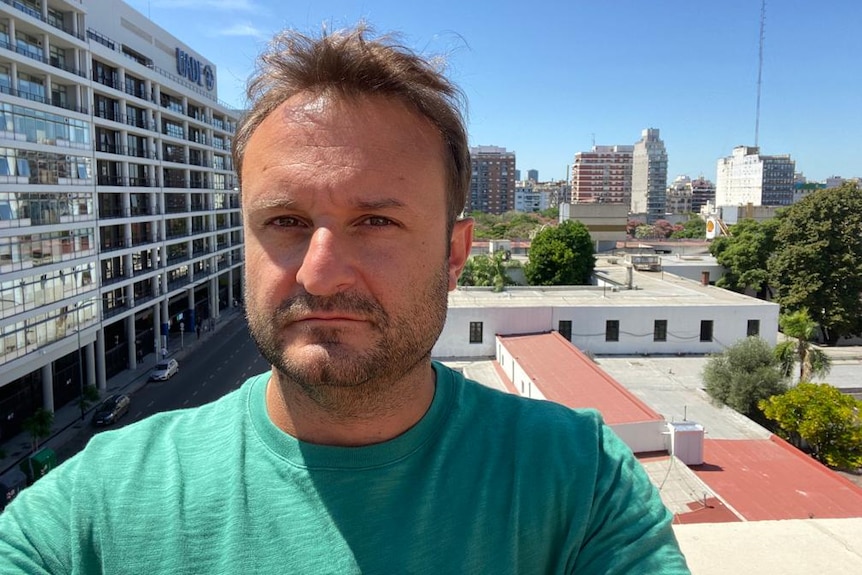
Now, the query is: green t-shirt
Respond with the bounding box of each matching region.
[0,363,689,574]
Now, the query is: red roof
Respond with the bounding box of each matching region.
[691,436,862,521]
[497,332,663,425]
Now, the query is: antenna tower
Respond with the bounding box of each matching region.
[754,0,766,147]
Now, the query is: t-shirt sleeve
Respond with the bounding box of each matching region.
[572,422,691,574]
[0,456,81,574]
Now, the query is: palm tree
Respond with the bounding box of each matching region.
[774,308,832,383]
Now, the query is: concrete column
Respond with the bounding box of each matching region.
[85,341,96,388]
[210,276,219,319]
[153,302,162,362]
[95,328,106,391]
[41,364,54,413]
[126,316,137,370]
[227,268,234,308]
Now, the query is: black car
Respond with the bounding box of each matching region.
[91,394,131,427]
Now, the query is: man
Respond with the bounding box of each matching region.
[0,26,689,573]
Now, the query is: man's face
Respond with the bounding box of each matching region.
[241,94,471,400]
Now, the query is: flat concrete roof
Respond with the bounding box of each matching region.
[450,262,777,309]
[675,518,862,574]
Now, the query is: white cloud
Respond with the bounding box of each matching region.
[215,23,269,41]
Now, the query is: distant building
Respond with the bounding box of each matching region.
[666,175,716,215]
[690,176,716,213]
[514,180,548,212]
[666,176,693,215]
[559,203,627,252]
[570,145,633,205]
[715,146,795,206]
[469,146,516,214]
[631,128,668,223]
[526,169,539,182]
[793,182,826,204]
[514,169,521,181]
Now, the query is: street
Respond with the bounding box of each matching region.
[56,319,270,462]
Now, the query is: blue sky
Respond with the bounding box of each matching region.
[126,0,860,183]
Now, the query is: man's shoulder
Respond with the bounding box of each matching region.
[83,372,267,460]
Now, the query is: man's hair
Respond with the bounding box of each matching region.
[233,24,469,229]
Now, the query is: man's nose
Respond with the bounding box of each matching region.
[294,227,355,296]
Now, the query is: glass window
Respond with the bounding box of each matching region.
[747,319,760,337]
[558,320,572,342]
[654,320,667,342]
[700,320,714,342]
[605,320,619,342]
[469,321,483,344]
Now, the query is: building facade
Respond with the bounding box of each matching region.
[0,0,242,440]
[630,128,668,223]
[570,145,633,205]
[666,175,692,214]
[690,176,716,213]
[715,146,795,206]
[468,145,515,214]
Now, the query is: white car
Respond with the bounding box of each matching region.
[150,358,179,381]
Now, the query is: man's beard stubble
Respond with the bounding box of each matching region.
[246,265,450,416]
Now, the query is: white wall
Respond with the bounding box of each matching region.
[434,301,779,358]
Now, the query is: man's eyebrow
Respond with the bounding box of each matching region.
[245,197,298,211]
[247,197,408,210]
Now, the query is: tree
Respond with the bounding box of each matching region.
[22,408,54,452]
[709,218,780,299]
[769,182,862,343]
[760,383,862,470]
[774,308,832,382]
[702,337,787,423]
[525,220,595,286]
[670,216,706,239]
[626,219,643,237]
[458,251,517,291]
[653,219,675,239]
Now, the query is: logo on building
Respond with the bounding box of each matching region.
[176,48,214,91]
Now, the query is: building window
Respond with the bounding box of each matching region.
[469,322,483,344]
[747,319,760,337]
[700,320,713,342]
[605,320,619,342]
[558,320,572,342]
[654,320,667,342]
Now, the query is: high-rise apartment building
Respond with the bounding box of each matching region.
[570,145,633,205]
[526,169,538,182]
[469,146,515,214]
[0,0,242,438]
[715,146,795,206]
[630,128,668,222]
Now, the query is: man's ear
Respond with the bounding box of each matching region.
[447,218,474,291]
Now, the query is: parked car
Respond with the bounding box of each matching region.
[150,358,179,381]
[91,394,131,427]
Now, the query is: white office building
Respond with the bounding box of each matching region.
[0,0,242,440]
[715,146,795,206]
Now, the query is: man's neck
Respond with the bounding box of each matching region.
[265,363,436,447]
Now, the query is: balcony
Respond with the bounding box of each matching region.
[0,0,88,41]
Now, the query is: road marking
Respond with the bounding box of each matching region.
[183,399,189,406]
[133,411,143,419]
[147,401,154,408]
[192,390,198,397]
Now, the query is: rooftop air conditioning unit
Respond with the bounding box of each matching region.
[667,421,704,466]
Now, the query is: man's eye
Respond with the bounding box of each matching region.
[362,216,394,227]
[270,216,305,227]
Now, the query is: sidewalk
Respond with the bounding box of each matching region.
[0,308,246,478]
